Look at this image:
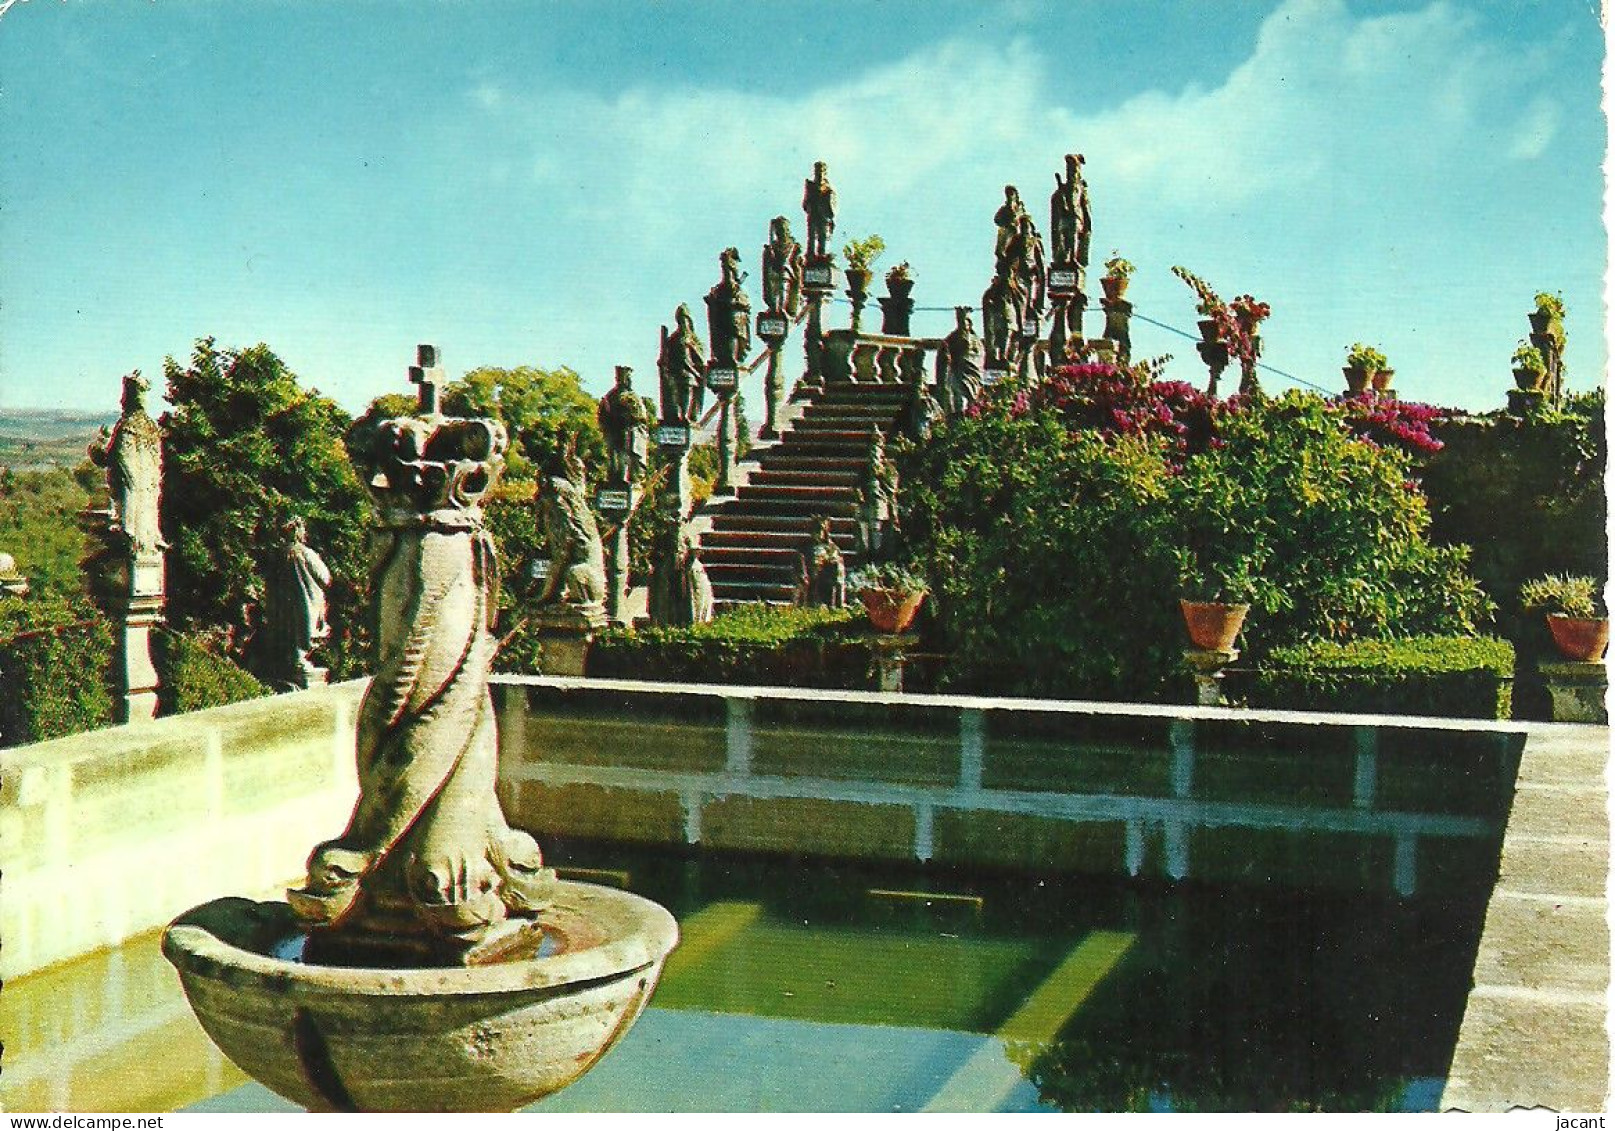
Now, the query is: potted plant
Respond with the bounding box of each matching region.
[847,560,927,634]
[1511,341,1548,392]
[1175,549,1262,652]
[1343,342,1388,395]
[1530,291,1566,338]
[1520,574,1609,662]
[885,261,914,300]
[841,234,885,302]
[1101,252,1135,301]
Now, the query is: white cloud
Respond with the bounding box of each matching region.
[1508,96,1561,160]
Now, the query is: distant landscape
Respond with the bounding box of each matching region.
[0,409,116,471]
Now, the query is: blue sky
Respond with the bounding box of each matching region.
[0,0,1606,415]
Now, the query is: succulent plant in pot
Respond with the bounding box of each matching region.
[1520,573,1609,661]
[847,560,928,634]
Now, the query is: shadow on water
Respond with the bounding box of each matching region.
[549,838,1491,1113]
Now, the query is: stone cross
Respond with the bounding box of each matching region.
[409,343,445,415]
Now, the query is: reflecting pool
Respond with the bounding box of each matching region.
[4,845,1489,1113]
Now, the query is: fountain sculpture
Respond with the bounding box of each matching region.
[163,350,678,1112]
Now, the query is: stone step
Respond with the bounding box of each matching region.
[747,468,863,488]
[750,453,868,474]
[787,424,882,441]
[698,545,808,566]
[700,528,860,553]
[705,560,802,583]
[801,404,900,421]
[706,512,860,533]
[708,578,802,603]
[721,499,861,520]
[771,437,875,456]
[737,483,860,505]
[819,381,912,401]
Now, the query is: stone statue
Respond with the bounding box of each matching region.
[658,303,706,425]
[939,306,984,415]
[535,447,607,613]
[1009,213,1047,318]
[88,371,165,558]
[993,185,1028,269]
[704,247,753,369]
[1050,153,1091,269]
[263,517,332,689]
[805,517,846,609]
[597,365,650,484]
[802,160,837,263]
[650,522,714,627]
[981,274,1020,367]
[292,393,553,961]
[762,215,804,317]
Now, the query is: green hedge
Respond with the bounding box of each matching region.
[154,630,269,715]
[556,605,871,687]
[1248,635,1515,719]
[0,600,114,745]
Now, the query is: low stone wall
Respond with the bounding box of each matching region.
[1,680,365,979]
[493,676,1528,899]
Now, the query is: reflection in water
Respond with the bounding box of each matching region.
[4,845,1488,1113]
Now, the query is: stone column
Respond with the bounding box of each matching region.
[756,311,790,438]
[1184,648,1238,707]
[85,372,166,723]
[1101,295,1133,365]
[795,261,836,400]
[595,482,638,626]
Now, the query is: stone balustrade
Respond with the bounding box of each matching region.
[821,330,942,386]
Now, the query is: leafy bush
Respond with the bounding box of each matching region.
[0,595,113,744]
[154,630,269,715]
[1248,635,1515,719]
[1005,363,1228,462]
[898,371,1492,701]
[0,467,97,599]
[550,605,864,687]
[162,338,372,679]
[1334,395,1450,455]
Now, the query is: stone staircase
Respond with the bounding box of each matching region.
[696,380,911,610]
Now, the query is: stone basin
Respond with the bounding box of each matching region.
[162,881,678,1112]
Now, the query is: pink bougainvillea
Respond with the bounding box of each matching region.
[1334,392,1454,455]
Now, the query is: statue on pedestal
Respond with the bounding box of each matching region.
[981,273,1021,369]
[658,304,706,426]
[597,366,650,484]
[651,522,714,627]
[762,216,804,318]
[1050,153,1090,270]
[704,246,753,369]
[806,517,846,609]
[1009,213,1047,320]
[802,160,837,263]
[939,306,984,416]
[89,371,166,560]
[263,517,332,689]
[535,447,607,616]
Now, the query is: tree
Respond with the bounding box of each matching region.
[161,338,371,677]
[444,365,603,483]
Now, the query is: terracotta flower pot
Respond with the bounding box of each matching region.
[1180,600,1250,652]
[1547,615,1609,662]
[1513,367,1546,393]
[1197,318,1220,344]
[860,587,926,634]
[1101,274,1129,302]
[1371,368,1395,392]
[1343,366,1373,395]
[1528,311,1554,335]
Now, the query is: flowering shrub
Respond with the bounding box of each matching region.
[1335,394,1451,456]
[1170,267,1269,379]
[1007,361,1236,462]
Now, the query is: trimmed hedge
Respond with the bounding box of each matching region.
[1247,635,1515,719]
[0,601,114,745]
[154,630,270,715]
[572,605,871,687]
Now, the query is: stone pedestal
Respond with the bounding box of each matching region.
[1541,660,1608,724]
[870,633,918,693]
[535,604,609,677]
[595,482,638,626]
[1184,648,1238,707]
[1508,388,1548,416]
